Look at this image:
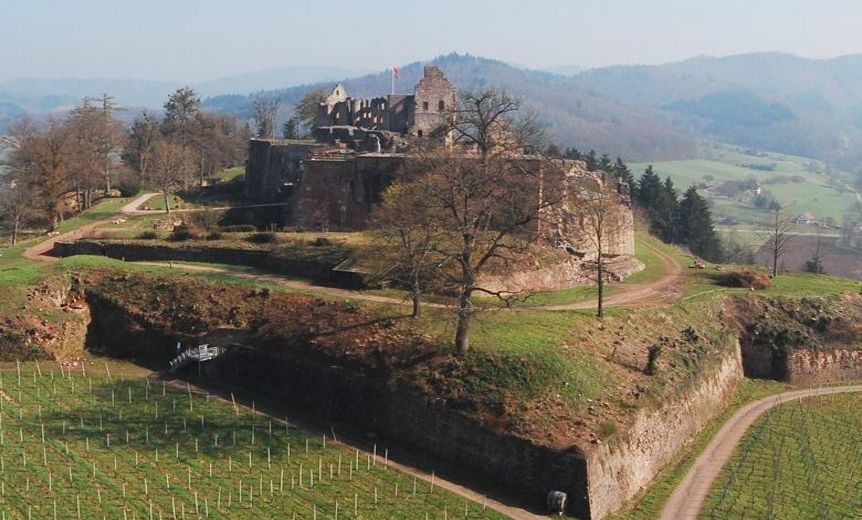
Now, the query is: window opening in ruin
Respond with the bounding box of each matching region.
[417,130,424,137]
[438,100,445,111]
[422,101,429,110]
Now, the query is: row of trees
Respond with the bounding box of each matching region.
[635,165,724,261]
[0,101,121,236]
[1,87,250,240]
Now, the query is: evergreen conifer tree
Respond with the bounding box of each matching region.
[650,177,679,242]
[585,150,598,171]
[677,186,723,261]
[636,165,662,209]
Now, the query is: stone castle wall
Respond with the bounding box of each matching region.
[586,344,743,519]
[244,139,327,203]
[786,348,862,384]
[289,154,404,230]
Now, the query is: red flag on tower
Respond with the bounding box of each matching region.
[391,65,400,95]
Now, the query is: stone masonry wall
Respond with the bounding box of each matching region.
[586,343,743,519]
[478,255,644,294]
[786,348,862,384]
[245,139,326,203]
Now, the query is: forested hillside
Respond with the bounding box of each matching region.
[204,54,698,161]
[571,53,862,167]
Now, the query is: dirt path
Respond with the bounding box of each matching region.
[24,193,283,261]
[163,377,546,520]
[660,384,862,520]
[26,191,685,312]
[543,241,684,311]
[23,192,159,261]
[144,239,684,313]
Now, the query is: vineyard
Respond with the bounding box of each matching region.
[701,392,862,519]
[0,361,505,519]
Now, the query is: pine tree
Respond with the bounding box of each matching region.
[564,147,582,160]
[636,165,662,209]
[677,186,723,261]
[598,153,613,174]
[585,150,598,171]
[650,177,679,242]
[282,117,299,139]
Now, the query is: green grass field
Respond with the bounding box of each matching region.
[0,360,504,520]
[632,143,861,243]
[700,393,861,519]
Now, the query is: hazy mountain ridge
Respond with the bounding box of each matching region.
[5,52,862,166]
[0,66,368,116]
[570,52,862,164]
[204,53,698,161]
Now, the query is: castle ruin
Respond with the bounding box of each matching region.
[244,66,638,280]
[314,66,457,146]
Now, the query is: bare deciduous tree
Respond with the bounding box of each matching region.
[251,94,281,139]
[570,176,624,317]
[399,89,563,355]
[368,179,446,318]
[0,179,34,245]
[6,118,72,231]
[766,204,793,277]
[125,110,162,175]
[144,142,191,215]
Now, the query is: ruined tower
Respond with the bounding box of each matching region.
[411,66,457,138]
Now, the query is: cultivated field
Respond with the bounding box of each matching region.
[0,361,504,519]
[633,143,861,240]
[700,392,862,519]
[754,234,862,280]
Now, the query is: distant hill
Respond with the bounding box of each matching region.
[0,66,369,117]
[541,64,590,76]
[569,53,862,166]
[204,53,697,161]
[6,52,862,169]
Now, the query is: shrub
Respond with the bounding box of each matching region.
[205,231,223,241]
[310,237,333,247]
[169,226,197,241]
[246,232,278,244]
[137,231,159,240]
[183,210,222,234]
[717,269,772,290]
[220,225,257,233]
[599,420,618,439]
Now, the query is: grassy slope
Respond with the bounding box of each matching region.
[4,200,861,518]
[632,143,861,239]
[0,360,503,519]
[700,393,861,519]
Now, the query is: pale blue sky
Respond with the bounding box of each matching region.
[0,0,859,81]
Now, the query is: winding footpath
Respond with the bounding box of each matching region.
[660,384,862,520]
[25,193,686,312]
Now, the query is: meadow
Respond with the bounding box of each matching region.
[0,360,505,519]
[632,143,861,244]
